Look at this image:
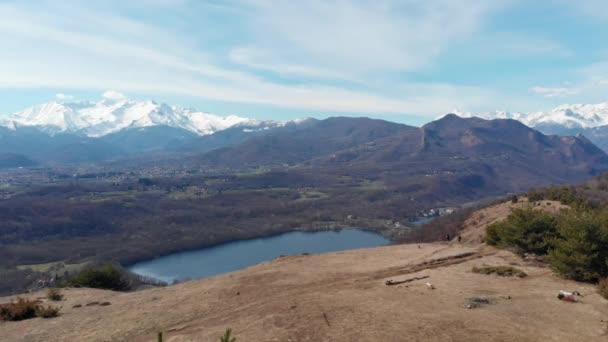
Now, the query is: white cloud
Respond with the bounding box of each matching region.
[233,0,508,75]
[55,93,74,100]
[0,0,517,116]
[0,0,582,117]
[467,32,572,57]
[102,90,127,101]
[229,47,353,80]
[529,86,578,97]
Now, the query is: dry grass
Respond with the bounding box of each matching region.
[472,265,527,278]
[47,288,64,301]
[1,243,607,341]
[36,305,61,318]
[0,297,61,321]
[0,298,39,321]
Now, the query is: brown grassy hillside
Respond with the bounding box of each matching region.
[1,200,607,341]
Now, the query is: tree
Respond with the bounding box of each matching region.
[66,264,130,291]
[486,207,558,255]
[548,210,608,281]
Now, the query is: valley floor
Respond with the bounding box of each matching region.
[1,239,607,341]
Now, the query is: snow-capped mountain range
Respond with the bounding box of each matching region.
[3,96,608,140]
[0,97,294,137]
[453,102,608,130]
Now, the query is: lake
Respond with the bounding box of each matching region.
[129,229,390,283]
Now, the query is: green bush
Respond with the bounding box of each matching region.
[65,264,130,291]
[547,210,608,282]
[486,207,558,255]
[488,205,608,282]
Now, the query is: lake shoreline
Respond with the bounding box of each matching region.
[122,223,402,268]
[127,228,390,283]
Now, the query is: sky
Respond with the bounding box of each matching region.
[0,0,607,125]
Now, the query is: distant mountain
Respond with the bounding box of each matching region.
[98,126,200,155]
[572,126,608,152]
[452,102,608,152]
[0,97,289,137]
[0,153,37,169]
[0,126,125,163]
[0,97,312,164]
[0,120,314,165]
[453,102,608,131]
[418,115,608,186]
[173,118,315,154]
[200,115,608,196]
[198,117,417,167]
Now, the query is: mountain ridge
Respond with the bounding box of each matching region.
[452,102,608,130]
[196,115,608,198]
[0,97,302,137]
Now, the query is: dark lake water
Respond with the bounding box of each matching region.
[128,229,390,283]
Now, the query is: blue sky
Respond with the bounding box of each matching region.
[0,0,607,125]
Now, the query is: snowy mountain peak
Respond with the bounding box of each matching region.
[0,95,265,137]
[451,102,608,130]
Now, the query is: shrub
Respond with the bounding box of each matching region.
[65,264,130,291]
[486,207,558,255]
[0,297,62,321]
[472,266,527,278]
[511,195,518,204]
[526,186,590,209]
[488,205,608,282]
[36,305,61,318]
[0,298,39,321]
[547,210,607,282]
[46,288,63,301]
[527,189,544,202]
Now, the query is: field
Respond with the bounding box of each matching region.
[16,262,88,277]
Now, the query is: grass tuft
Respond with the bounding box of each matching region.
[46,288,64,301]
[0,298,40,321]
[472,265,527,278]
[36,305,61,318]
[0,297,61,321]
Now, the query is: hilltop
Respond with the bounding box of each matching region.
[1,200,607,341]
